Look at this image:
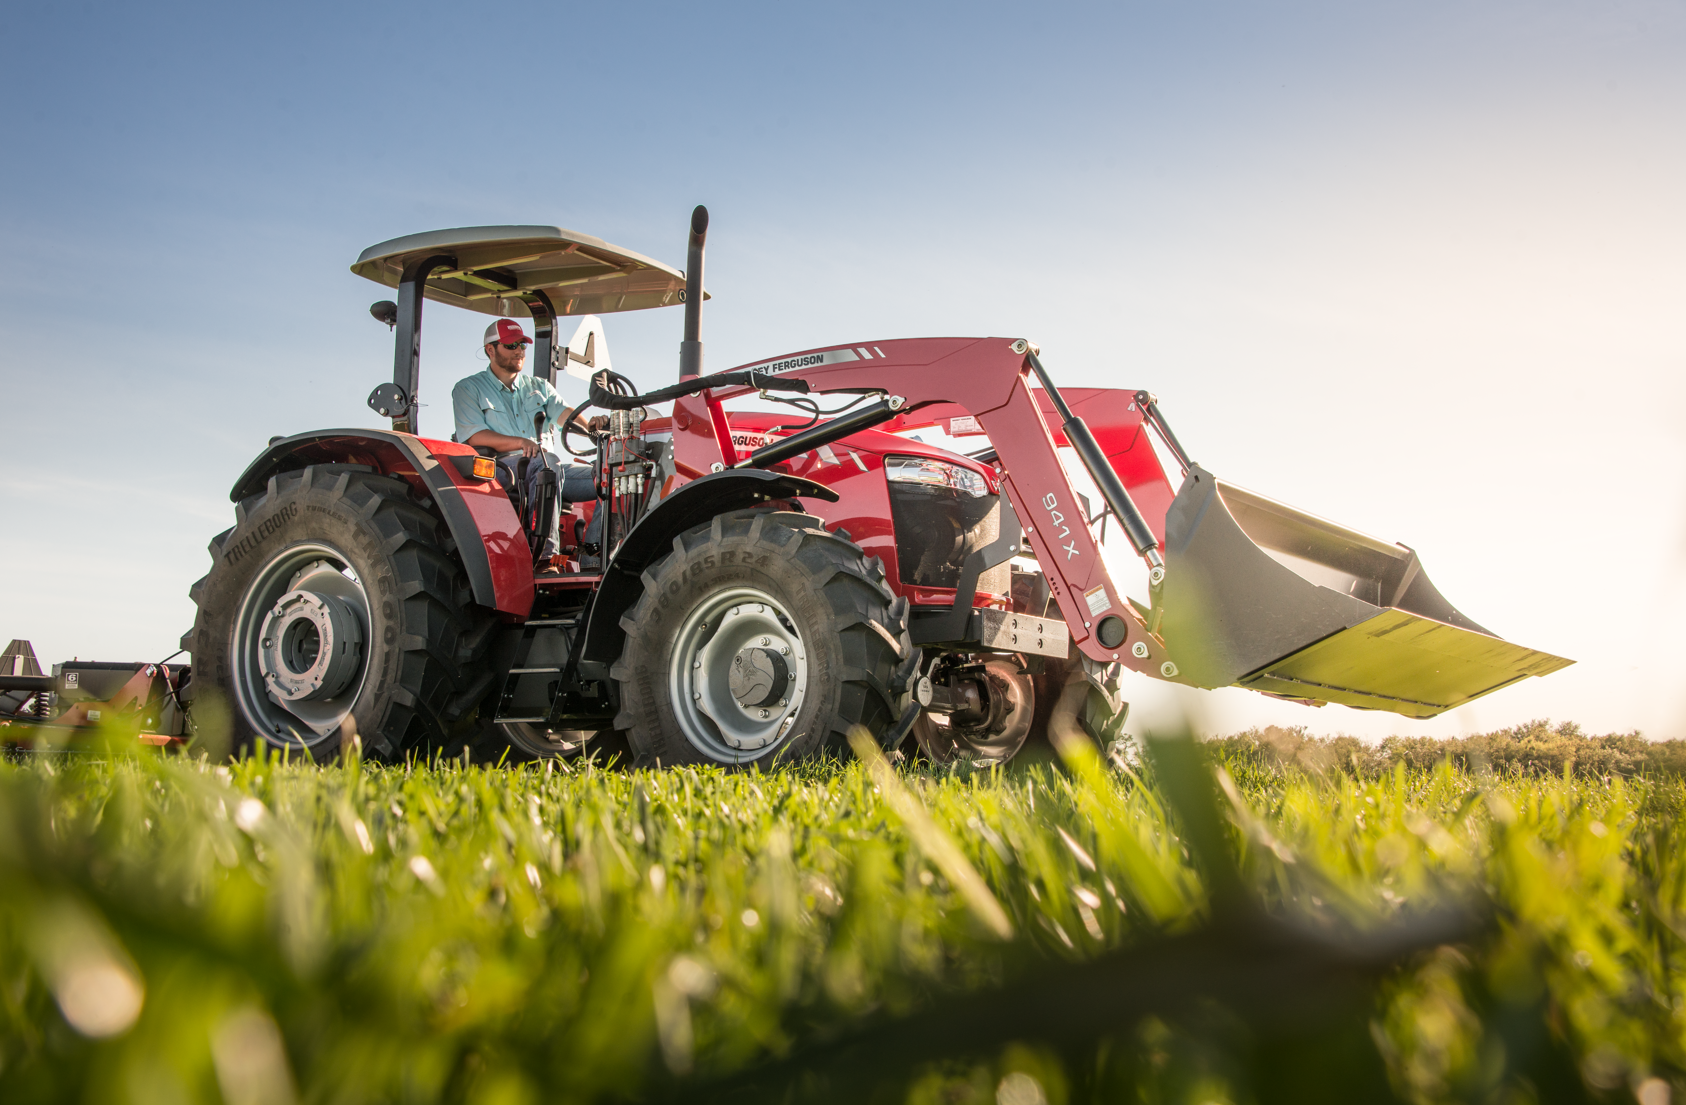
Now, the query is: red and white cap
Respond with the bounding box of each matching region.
[483,318,533,346]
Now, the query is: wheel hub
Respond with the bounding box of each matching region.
[233,549,372,743]
[729,647,788,708]
[258,589,364,702]
[671,591,808,760]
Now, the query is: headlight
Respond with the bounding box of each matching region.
[885,456,990,497]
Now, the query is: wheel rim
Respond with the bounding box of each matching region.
[232,542,371,748]
[669,585,809,764]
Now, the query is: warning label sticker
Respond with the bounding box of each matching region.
[1084,585,1112,617]
[948,415,983,435]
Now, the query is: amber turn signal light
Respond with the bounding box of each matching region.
[472,456,497,480]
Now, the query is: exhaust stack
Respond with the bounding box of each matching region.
[678,205,708,380]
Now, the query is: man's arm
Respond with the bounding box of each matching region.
[464,429,540,457]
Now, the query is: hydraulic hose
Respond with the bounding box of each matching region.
[734,397,903,469]
[588,367,811,411]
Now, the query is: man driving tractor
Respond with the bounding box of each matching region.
[452,318,603,573]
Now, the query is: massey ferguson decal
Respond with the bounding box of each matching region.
[1042,493,1080,560]
[739,347,862,376]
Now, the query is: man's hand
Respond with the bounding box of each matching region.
[586,415,610,433]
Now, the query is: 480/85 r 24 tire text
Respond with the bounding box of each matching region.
[611,510,910,768]
[186,465,496,760]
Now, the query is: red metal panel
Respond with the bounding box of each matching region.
[1034,389,1176,546]
[704,391,739,467]
[668,393,721,479]
[420,437,534,618]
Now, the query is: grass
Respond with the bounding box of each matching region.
[1,727,1684,1104]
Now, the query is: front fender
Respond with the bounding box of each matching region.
[229,429,533,617]
[576,470,839,679]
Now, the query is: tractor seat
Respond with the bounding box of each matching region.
[471,446,583,557]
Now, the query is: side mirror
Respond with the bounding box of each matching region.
[369,301,399,330]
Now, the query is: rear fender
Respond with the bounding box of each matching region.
[230,429,533,617]
[576,470,838,680]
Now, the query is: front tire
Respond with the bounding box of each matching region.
[186,465,495,760]
[1031,652,1128,753]
[611,510,910,768]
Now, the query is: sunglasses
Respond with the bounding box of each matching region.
[494,342,528,351]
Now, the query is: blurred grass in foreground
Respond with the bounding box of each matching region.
[1,727,1683,1104]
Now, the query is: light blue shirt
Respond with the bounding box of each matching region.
[451,368,572,449]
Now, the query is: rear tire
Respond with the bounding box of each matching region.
[186,465,495,760]
[611,510,910,768]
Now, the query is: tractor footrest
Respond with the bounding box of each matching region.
[535,573,603,589]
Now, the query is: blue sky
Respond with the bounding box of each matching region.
[2,1,1682,739]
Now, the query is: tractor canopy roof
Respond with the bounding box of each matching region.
[351,225,701,318]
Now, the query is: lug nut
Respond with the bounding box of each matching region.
[1132,642,1149,658]
[760,636,770,646]
[780,646,790,655]
[1161,661,1179,678]
[759,709,769,719]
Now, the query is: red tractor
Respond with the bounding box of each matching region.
[179,207,1570,767]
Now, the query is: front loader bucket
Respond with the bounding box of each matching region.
[1156,466,1570,719]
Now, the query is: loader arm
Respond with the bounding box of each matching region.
[669,337,1170,674]
[669,336,1571,719]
